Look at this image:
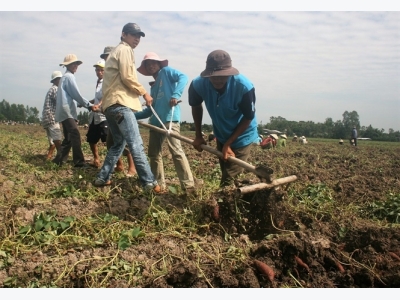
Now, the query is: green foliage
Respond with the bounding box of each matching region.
[18,211,76,245]
[368,193,400,223]
[261,111,400,141]
[48,184,81,198]
[295,183,334,209]
[0,99,40,123]
[77,110,89,125]
[118,227,145,250]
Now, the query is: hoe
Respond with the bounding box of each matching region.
[138,120,297,195]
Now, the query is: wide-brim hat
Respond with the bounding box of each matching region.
[200,50,239,77]
[50,71,62,83]
[100,46,114,59]
[137,52,168,76]
[59,54,82,67]
[93,59,105,68]
[280,134,287,139]
[270,134,279,140]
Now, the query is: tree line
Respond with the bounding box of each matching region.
[0,100,40,124]
[1,99,398,142]
[255,111,400,142]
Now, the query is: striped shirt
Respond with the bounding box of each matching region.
[41,85,58,128]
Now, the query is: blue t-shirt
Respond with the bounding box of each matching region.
[134,66,187,127]
[189,74,258,148]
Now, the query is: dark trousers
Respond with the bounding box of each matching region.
[53,118,85,166]
[216,140,252,187]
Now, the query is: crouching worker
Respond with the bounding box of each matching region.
[279,134,287,147]
[189,50,258,187]
[260,134,278,149]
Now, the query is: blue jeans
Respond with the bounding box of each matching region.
[96,106,157,188]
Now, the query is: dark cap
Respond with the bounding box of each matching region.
[100,46,114,59]
[200,50,239,77]
[122,23,145,37]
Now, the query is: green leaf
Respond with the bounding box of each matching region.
[118,236,131,250]
[60,222,69,230]
[168,186,178,194]
[131,227,144,238]
[64,216,75,223]
[34,220,44,231]
[18,226,31,235]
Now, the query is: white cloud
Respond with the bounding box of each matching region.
[0,11,399,131]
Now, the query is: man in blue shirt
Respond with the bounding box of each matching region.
[189,50,258,187]
[53,54,98,168]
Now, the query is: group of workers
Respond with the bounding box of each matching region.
[41,22,259,192]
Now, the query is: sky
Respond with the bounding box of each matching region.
[0,3,399,132]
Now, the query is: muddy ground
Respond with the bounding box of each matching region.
[0,124,399,288]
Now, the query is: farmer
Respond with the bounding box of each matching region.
[53,54,98,168]
[135,52,195,193]
[351,126,357,146]
[101,46,137,177]
[208,131,216,142]
[93,22,161,193]
[189,50,258,187]
[279,134,287,147]
[260,134,278,149]
[86,59,108,168]
[41,71,63,160]
[300,136,308,144]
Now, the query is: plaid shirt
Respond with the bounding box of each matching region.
[41,85,58,128]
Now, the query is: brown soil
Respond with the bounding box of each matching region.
[0,125,399,288]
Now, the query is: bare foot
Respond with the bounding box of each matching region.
[115,159,124,173]
[92,160,101,168]
[114,166,124,173]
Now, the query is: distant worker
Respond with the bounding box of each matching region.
[208,131,216,142]
[292,135,298,142]
[279,134,287,147]
[339,138,344,145]
[351,126,357,146]
[300,136,308,144]
[42,71,63,160]
[260,134,278,149]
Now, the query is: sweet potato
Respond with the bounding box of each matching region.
[254,259,275,282]
[388,252,400,262]
[335,260,345,273]
[295,256,310,272]
[212,205,220,221]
